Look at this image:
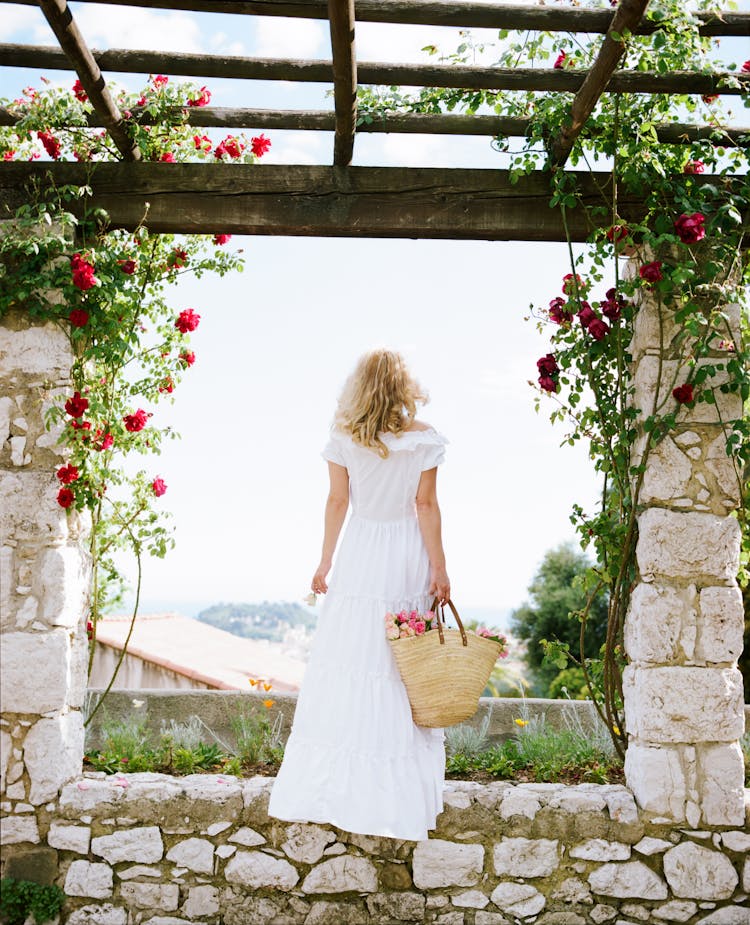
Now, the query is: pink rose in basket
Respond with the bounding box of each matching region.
[386,623,401,640]
[474,625,510,659]
[414,620,426,635]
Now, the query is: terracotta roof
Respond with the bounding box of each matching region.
[95,611,306,692]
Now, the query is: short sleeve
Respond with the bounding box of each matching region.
[420,432,448,471]
[321,431,347,467]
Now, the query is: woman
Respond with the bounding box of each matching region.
[267,348,450,841]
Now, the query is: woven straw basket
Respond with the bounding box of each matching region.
[388,598,504,728]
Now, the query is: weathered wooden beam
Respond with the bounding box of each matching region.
[1,162,737,242]
[35,0,141,161]
[2,104,746,146]
[328,0,357,166]
[2,44,748,96]
[550,0,650,167]
[5,0,749,36]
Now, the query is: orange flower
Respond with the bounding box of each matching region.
[263,682,272,691]
[248,678,258,686]
[263,699,274,708]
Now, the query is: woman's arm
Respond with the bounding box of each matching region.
[415,467,450,603]
[311,461,350,593]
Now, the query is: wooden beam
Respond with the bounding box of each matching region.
[328,0,357,166]
[1,162,740,242]
[2,44,748,96]
[550,0,650,167]
[35,0,141,161]
[5,0,749,36]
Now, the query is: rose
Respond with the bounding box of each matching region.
[57,487,75,509]
[151,477,167,497]
[56,463,79,484]
[683,160,705,175]
[160,152,176,163]
[743,60,750,73]
[64,391,89,418]
[553,50,567,69]
[175,308,201,333]
[70,253,98,290]
[606,224,629,243]
[179,350,196,367]
[601,288,624,322]
[577,304,597,328]
[674,212,706,244]
[153,74,169,87]
[123,408,150,432]
[193,134,212,153]
[168,248,188,269]
[158,376,174,394]
[537,353,559,377]
[538,375,558,393]
[72,79,88,103]
[386,624,400,640]
[701,93,718,104]
[587,317,610,341]
[639,260,663,283]
[562,273,586,296]
[548,297,572,325]
[215,136,245,159]
[69,308,89,327]
[414,620,426,634]
[672,383,694,404]
[37,130,61,159]
[250,134,271,157]
[93,428,114,451]
[213,234,232,245]
[118,259,137,274]
[187,86,211,107]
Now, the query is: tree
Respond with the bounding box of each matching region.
[510,542,608,696]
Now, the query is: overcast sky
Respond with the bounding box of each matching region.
[2,2,747,618]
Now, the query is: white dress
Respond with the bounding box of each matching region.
[267,425,449,841]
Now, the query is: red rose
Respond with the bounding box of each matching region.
[214,135,244,160]
[69,420,91,437]
[674,212,706,244]
[606,224,629,243]
[743,61,750,73]
[152,477,168,497]
[536,353,559,377]
[158,376,174,394]
[56,463,80,484]
[37,130,61,159]
[153,74,169,87]
[672,383,694,404]
[72,79,87,103]
[86,619,94,640]
[683,160,705,175]
[175,308,201,333]
[562,273,585,296]
[702,93,719,104]
[93,428,114,451]
[159,151,175,163]
[123,408,150,432]
[118,259,137,274]
[65,391,89,418]
[179,350,196,367]
[188,86,211,107]
[213,233,232,245]
[601,288,624,322]
[577,304,597,329]
[553,51,567,70]
[548,297,572,325]
[588,317,610,341]
[639,260,663,284]
[69,308,89,328]
[250,134,271,157]
[70,253,98,291]
[3,151,15,161]
[168,248,188,269]
[57,487,75,509]
[538,375,558,393]
[193,134,212,153]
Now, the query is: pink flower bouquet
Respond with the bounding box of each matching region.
[473,625,510,659]
[384,609,436,640]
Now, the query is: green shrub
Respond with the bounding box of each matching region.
[0,878,65,925]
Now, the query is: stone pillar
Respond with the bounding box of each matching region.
[623,252,746,827]
[0,308,91,869]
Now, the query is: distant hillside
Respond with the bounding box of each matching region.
[196,600,316,642]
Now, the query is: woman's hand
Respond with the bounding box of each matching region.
[429,565,450,604]
[312,559,332,594]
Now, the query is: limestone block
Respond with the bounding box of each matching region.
[434,913,464,925]
[551,878,593,904]
[632,356,742,425]
[47,822,91,853]
[241,775,273,823]
[640,436,693,503]
[695,909,750,925]
[0,472,78,544]
[40,545,90,627]
[653,900,699,922]
[182,886,219,919]
[0,316,74,377]
[216,845,235,859]
[205,820,231,836]
[588,861,668,899]
[0,546,13,630]
[365,892,426,921]
[624,583,695,663]
[626,739,690,820]
[705,432,742,506]
[475,913,510,925]
[280,822,336,863]
[603,788,640,826]
[165,837,214,874]
[64,860,114,899]
[590,906,618,924]
[115,865,161,880]
[636,509,741,583]
[623,665,744,743]
[120,882,179,911]
[498,787,540,820]
[24,711,84,804]
[227,825,265,846]
[65,904,128,925]
[304,900,368,925]
[489,882,545,918]
[546,789,606,813]
[721,831,750,852]
[91,826,163,864]
[493,837,559,877]
[697,742,746,827]
[0,395,13,446]
[0,814,40,844]
[451,890,489,908]
[663,842,738,900]
[633,837,673,856]
[570,839,631,861]
[224,849,299,890]
[0,729,11,792]
[697,587,744,664]
[744,858,750,893]
[412,839,484,888]
[0,629,71,713]
[15,596,39,629]
[301,855,378,894]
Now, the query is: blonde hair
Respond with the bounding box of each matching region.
[333,349,429,457]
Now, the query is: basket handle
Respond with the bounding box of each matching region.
[430,597,468,647]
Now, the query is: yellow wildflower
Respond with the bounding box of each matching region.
[514,718,528,727]
[263,699,274,709]
[263,682,272,691]
[613,725,621,736]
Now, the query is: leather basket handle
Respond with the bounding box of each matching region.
[430,597,468,647]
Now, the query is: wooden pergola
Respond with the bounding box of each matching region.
[1,0,748,240]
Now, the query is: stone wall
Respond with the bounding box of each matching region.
[2,771,748,925]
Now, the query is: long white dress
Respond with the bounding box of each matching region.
[267,425,448,841]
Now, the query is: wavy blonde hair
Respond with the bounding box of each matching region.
[333,349,429,457]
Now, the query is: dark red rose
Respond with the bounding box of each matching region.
[562,273,585,296]
[179,350,196,367]
[69,420,91,436]
[69,308,89,328]
[168,248,188,269]
[250,134,271,157]
[538,375,558,393]
[553,51,567,69]
[65,391,89,418]
[577,304,597,329]
[683,160,705,175]
[672,383,694,404]
[152,477,168,497]
[548,297,573,325]
[702,93,719,104]
[123,408,150,432]
[606,224,629,243]
[743,60,750,73]
[86,619,94,640]
[639,260,663,284]
[158,376,174,394]
[588,317,610,341]
[56,463,79,484]
[601,289,625,322]
[175,308,201,333]
[93,428,114,451]
[72,79,88,103]
[213,233,232,245]
[37,130,61,159]
[70,253,98,291]
[537,353,559,377]
[57,487,75,508]
[188,86,211,107]
[118,259,137,275]
[674,212,706,244]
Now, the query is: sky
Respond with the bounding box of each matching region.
[2,1,748,618]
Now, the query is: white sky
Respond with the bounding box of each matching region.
[2,2,747,615]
